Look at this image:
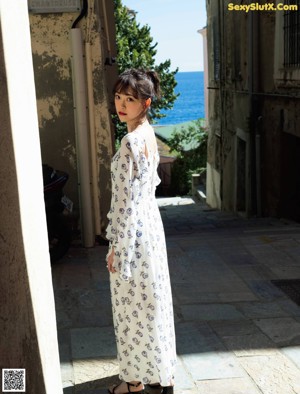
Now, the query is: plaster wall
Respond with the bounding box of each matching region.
[30,12,78,206]
[206,1,251,211]
[29,0,116,235]
[206,1,300,219]
[0,1,62,392]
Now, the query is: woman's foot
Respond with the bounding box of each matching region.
[108,381,144,394]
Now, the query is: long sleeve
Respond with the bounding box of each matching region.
[106,133,147,281]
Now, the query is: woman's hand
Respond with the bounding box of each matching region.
[107,248,117,273]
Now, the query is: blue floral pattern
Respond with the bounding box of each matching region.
[106,128,176,386]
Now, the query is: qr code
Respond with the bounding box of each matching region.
[2,369,26,392]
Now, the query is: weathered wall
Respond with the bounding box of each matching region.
[86,0,118,232]
[206,1,300,220]
[205,0,221,209]
[29,0,117,236]
[30,13,78,205]
[0,2,62,392]
[206,1,243,211]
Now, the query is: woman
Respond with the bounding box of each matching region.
[106,69,176,394]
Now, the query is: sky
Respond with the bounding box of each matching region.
[121,0,207,72]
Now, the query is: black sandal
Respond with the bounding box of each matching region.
[147,384,173,394]
[162,387,174,394]
[108,381,144,394]
[147,384,161,388]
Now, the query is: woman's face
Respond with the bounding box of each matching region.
[114,90,145,129]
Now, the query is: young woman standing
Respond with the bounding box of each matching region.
[106,69,176,394]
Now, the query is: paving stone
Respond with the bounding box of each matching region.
[235,301,289,319]
[246,249,291,267]
[175,321,224,355]
[61,361,74,389]
[246,280,286,301]
[282,346,300,369]
[73,358,118,386]
[221,333,277,356]
[77,308,113,328]
[196,377,261,394]
[56,306,113,330]
[56,309,73,330]
[230,265,274,281]
[175,280,251,299]
[173,289,221,305]
[77,289,111,308]
[217,291,258,303]
[181,303,245,321]
[52,261,94,289]
[174,356,195,391]
[269,265,300,278]
[278,299,300,317]
[254,317,300,345]
[58,329,72,362]
[174,390,198,394]
[181,351,245,381]
[71,326,117,359]
[209,320,262,337]
[239,354,300,394]
[221,252,258,266]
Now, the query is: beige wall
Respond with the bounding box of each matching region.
[29,0,117,237]
[0,1,62,392]
[206,1,300,220]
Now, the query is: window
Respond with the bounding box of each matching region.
[283,2,300,68]
[274,0,300,81]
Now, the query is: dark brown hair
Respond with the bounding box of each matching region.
[113,68,160,100]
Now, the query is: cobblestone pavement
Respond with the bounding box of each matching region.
[52,198,300,394]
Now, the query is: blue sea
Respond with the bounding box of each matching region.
[157,71,204,126]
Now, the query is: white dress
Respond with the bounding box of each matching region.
[106,124,176,386]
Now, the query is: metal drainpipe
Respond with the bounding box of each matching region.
[248,11,253,217]
[70,28,95,247]
[85,41,101,236]
[248,10,259,217]
[256,116,262,216]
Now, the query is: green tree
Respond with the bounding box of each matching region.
[167,119,208,195]
[113,0,178,143]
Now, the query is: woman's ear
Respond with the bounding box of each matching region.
[144,98,151,108]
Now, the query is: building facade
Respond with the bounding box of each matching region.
[29,0,118,243]
[206,0,300,221]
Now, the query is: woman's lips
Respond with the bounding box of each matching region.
[118,111,126,116]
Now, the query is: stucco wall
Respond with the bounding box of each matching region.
[30,13,78,205]
[0,1,62,392]
[206,1,300,220]
[29,0,116,236]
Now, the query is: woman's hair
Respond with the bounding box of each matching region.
[113,68,160,100]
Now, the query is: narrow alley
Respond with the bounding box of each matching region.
[52,198,300,394]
